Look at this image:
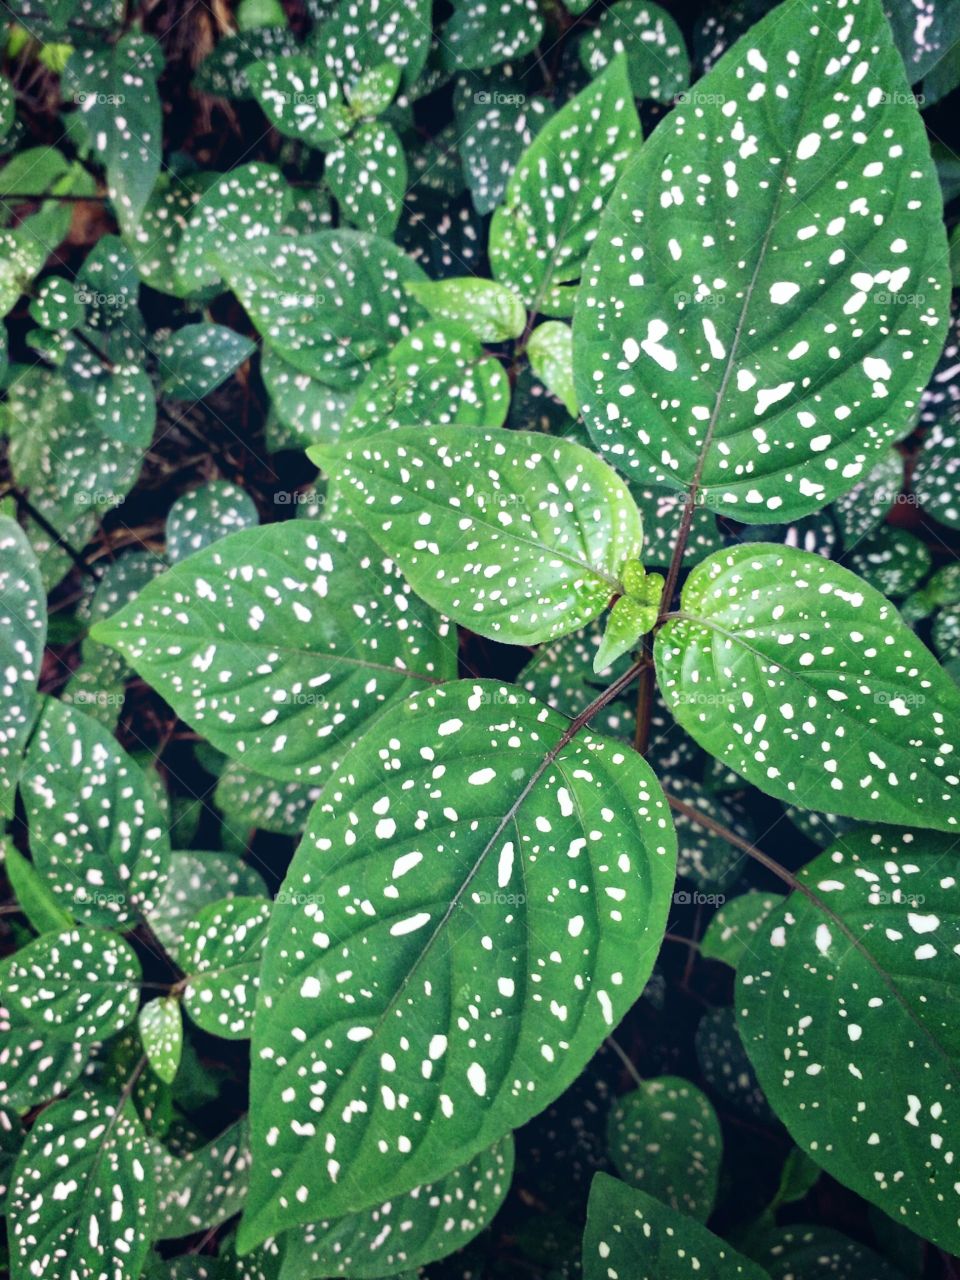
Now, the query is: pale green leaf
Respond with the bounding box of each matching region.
[139,998,183,1085]
[527,321,577,416]
[327,121,407,234]
[406,277,527,343]
[0,515,46,817]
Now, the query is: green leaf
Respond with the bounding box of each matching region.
[1,926,141,1044]
[755,1224,907,1280]
[843,526,932,598]
[442,0,543,71]
[490,59,641,315]
[154,324,256,401]
[261,347,352,446]
[30,276,85,330]
[8,1091,156,1280]
[3,839,74,935]
[183,897,271,1040]
[738,826,960,1253]
[579,0,690,101]
[93,521,456,784]
[0,1002,89,1113]
[656,543,960,831]
[327,121,407,234]
[165,481,260,564]
[311,0,431,91]
[594,594,654,673]
[217,229,427,385]
[607,1077,722,1221]
[347,60,402,116]
[914,411,960,527]
[832,447,904,544]
[248,55,353,147]
[241,680,676,1241]
[343,322,511,434]
[574,0,950,523]
[453,75,554,215]
[527,321,577,416]
[149,849,268,957]
[139,998,183,1085]
[700,890,784,969]
[154,1117,251,1239]
[280,1139,514,1278]
[214,763,322,838]
[314,426,643,645]
[695,1005,776,1124]
[583,1174,768,1279]
[0,515,46,817]
[406,276,527,343]
[66,34,164,231]
[22,698,171,926]
[193,27,299,100]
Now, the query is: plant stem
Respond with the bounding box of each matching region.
[664,792,799,891]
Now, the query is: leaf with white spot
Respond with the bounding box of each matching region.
[0,1000,89,1113]
[154,1117,251,1239]
[914,410,960,528]
[441,0,543,71]
[579,0,690,101]
[655,543,960,831]
[738,826,960,1253]
[240,680,676,1242]
[194,26,300,100]
[215,763,322,838]
[311,0,431,91]
[247,55,353,148]
[343,323,511,435]
[183,897,271,1040]
[490,58,641,315]
[149,849,268,958]
[21,698,171,927]
[139,998,183,1085]
[92,521,456,784]
[165,481,260,565]
[832,446,903,544]
[154,324,256,402]
[696,1006,775,1123]
[0,927,141,1044]
[327,121,408,234]
[843,526,931,598]
[583,1173,768,1279]
[574,0,950,522]
[217,230,427,385]
[261,347,352,446]
[756,1224,909,1280]
[176,164,292,294]
[280,1138,514,1278]
[666,775,748,892]
[607,1076,722,1221]
[700,890,785,969]
[629,481,726,568]
[7,1091,156,1280]
[0,515,46,817]
[527,321,577,416]
[452,74,554,216]
[313,426,643,646]
[406,277,527,343]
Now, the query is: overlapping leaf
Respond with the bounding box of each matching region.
[0,516,46,817]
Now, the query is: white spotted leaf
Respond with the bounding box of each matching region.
[154,1117,251,1239]
[0,515,46,817]
[139,997,183,1085]
[737,826,960,1253]
[579,0,691,101]
[489,58,641,316]
[21,698,171,927]
[700,890,785,969]
[279,1139,514,1278]
[8,1091,156,1280]
[573,0,950,522]
[92,522,456,785]
[583,1173,769,1279]
[313,426,643,646]
[655,543,960,831]
[149,849,268,958]
[406,277,527,343]
[327,121,408,234]
[182,897,271,1040]
[441,0,543,71]
[154,324,256,402]
[247,55,353,148]
[527,321,578,416]
[240,680,676,1242]
[165,481,260,565]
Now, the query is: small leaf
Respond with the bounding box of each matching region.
[347,60,402,115]
[261,347,352,446]
[242,680,676,1240]
[8,1092,156,1280]
[93,521,456,784]
[183,897,270,1039]
[22,699,171,926]
[0,515,46,817]
[656,544,960,831]
[583,1173,768,1279]
[579,0,690,101]
[165,481,260,565]
[738,826,960,1253]
[280,1139,514,1278]
[607,1077,722,1221]
[215,763,322,838]
[248,55,353,147]
[442,0,543,71]
[311,0,431,91]
[154,1117,251,1239]
[843,526,932,598]
[406,277,527,343]
[2,840,74,935]
[149,849,268,958]
[490,59,641,315]
[594,594,653,673]
[139,998,183,1085]
[327,121,407,234]
[314,426,643,645]
[700,890,784,969]
[527,321,577,415]
[154,324,256,402]
[453,75,554,215]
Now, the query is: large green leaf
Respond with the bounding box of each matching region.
[92,521,456,784]
[0,1000,89,1113]
[22,698,171,926]
[656,544,960,831]
[313,426,643,645]
[280,1139,514,1278]
[406,277,526,343]
[0,926,141,1044]
[8,1091,156,1280]
[0,516,46,817]
[738,827,960,1253]
[241,680,676,1242]
[573,0,950,522]
[489,58,641,316]
[583,1174,768,1279]
[217,230,426,385]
